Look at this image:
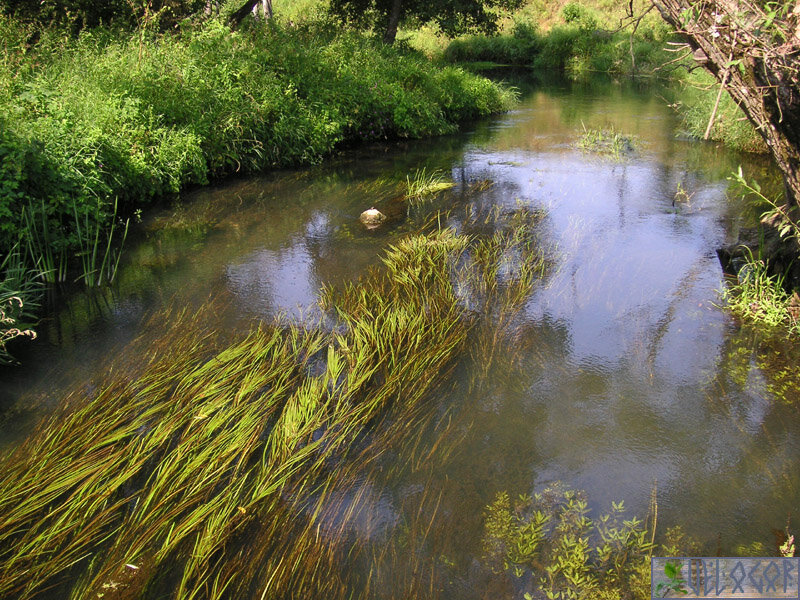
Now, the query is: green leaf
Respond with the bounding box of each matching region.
[664,561,679,579]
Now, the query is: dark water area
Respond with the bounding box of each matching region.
[2,74,799,597]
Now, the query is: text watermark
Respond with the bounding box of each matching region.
[651,557,800,599]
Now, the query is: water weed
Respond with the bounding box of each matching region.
[482,484,654,600]
[0,207,548,599]
[578,123,635,158]
[405,168,455,208]
[719,248,798,333]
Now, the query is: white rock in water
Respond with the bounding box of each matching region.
[359,207,386,227]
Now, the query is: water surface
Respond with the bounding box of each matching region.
[2,74,799,597]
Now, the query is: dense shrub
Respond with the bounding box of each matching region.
[0,14,515,295]
[443,12,670,77]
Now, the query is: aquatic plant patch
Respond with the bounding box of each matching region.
[0,212,547,599]
[482,484,654,600]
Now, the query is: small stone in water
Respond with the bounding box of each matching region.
[359,207,386,228]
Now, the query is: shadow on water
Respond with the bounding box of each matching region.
[1,73,799,599]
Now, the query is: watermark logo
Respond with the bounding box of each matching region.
[651,557,800,599]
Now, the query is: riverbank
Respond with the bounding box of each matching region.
[0,14,517,362]
[408,0,764,153]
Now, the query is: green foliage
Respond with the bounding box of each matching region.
[0,14,514,301]
[654,561,688,597]
[0,211,547,597]
[0,0,207,31]
[329,0,524,43]
[731,166,800,243]
[442,22,541,65]
[0,245,41,365]
[719,168,800,335]
[672,71,765,153]
[441,1,672,77]
[719,246,798,333]
[561,2,596,29]
[482,484,654,600]
[404,167,454,207]
[578,124,635,158]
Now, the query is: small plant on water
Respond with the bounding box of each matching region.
[405,168,455,208]
[578,122,635,158]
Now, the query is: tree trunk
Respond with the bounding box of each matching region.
[652,0,800,209]
[229,0,261,27]
[382,0,402,44]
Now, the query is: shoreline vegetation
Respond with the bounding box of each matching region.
[0,0,776,361]
[0,12,516,362]
[0,2,796,597]
[1,0,780,360]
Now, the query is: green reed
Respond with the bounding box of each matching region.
[0,208,548,600]
[405,168,455,209]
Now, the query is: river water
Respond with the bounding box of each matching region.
[2,74,799,597]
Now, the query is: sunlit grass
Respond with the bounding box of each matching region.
[578,123,635,158]
[720,249,799,334]
[0,206,548,599]
[404,168,455,209]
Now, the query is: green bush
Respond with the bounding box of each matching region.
[0,14,515,303]
[443,23,542,65]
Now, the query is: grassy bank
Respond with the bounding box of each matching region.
[410,0,673,78]
[0,14,516,361]
[413,0,763,152]
[0,209,546,599]
[670,70,766,153]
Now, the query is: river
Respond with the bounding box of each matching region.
[1,73,798,599]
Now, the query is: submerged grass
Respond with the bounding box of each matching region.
[404,168,455,208]
[0,208,547,599]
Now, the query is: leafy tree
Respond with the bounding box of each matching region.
[652,0,800,212]
[328,0,523,45]
[0,0,206,31]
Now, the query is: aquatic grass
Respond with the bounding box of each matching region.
[0,206,549,599]
[21,199,68,284]
[578,123,635,158]
[72,197,130,287]
[404,168,455,209]
[719,247,798,334]
[482,484,654,600]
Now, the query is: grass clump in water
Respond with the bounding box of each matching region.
[0,211,548,599]
[404,168,455,208]
[719,248,799,334]
[720,168,800,335]
[578,123,635,158]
